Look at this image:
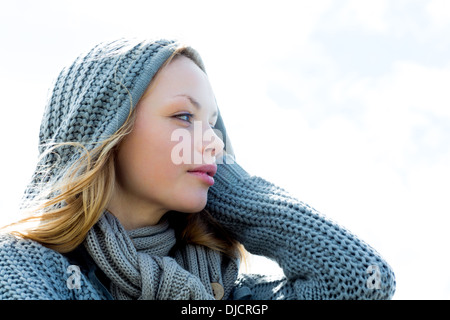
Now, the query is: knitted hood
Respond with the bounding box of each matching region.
[28,38,233,196]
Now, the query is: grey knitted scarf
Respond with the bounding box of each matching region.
[84,211,239,300]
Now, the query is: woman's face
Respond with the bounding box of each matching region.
[110,55,224,229]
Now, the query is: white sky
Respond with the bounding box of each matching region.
[1,0,450,299]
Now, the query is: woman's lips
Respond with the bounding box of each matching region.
[187,164,217,186]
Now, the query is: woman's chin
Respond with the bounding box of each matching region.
[173,194,208,213]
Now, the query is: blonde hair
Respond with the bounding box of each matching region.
[2,47,243,260]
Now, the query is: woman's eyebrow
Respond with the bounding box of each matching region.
[175,94,218,117]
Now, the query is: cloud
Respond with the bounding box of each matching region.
[324,0,389,33]
[427,0,450,29]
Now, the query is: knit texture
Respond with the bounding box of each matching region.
[84,211,239,300]
[0,38,396,300]
[0,233,108,300]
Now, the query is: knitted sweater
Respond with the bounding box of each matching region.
[0,159,396,300]
[0,38,396,300]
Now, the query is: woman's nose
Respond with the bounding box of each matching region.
[205,127,224,158]
[196,123,224,164]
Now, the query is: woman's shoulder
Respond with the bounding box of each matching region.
[0,232,74,299]
[0,232,67,266]
[0,233,109,300]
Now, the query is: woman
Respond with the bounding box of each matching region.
[0,38,395,300]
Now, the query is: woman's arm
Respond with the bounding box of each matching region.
[206,159,396,300]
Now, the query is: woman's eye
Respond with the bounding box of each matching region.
[173,113,216,128]
[174,113,194,123]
